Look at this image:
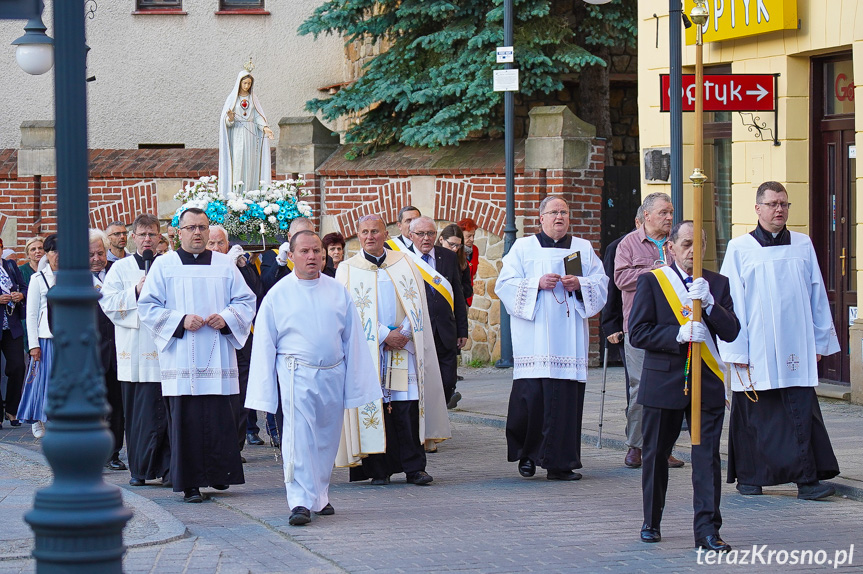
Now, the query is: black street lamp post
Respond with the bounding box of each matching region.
[2,0,132,571]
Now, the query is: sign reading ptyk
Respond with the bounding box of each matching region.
[660,74,776,112]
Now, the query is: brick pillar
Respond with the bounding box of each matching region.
[277,117,340,233]
[18,120,55,177]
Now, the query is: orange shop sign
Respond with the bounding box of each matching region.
[685,0,798,45]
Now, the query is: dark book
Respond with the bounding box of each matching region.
[564,251,582,277]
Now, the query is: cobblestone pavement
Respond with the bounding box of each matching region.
[1,368,862,573]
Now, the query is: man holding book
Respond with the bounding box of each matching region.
[497,196,608,480]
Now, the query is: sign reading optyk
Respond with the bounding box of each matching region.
[684,0,798,44]
[660,74,776,112]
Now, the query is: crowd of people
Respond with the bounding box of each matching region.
[0,182,840,547]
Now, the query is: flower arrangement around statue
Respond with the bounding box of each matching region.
[171,175,312,246]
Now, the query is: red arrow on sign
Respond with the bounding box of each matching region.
[660,74,776,112]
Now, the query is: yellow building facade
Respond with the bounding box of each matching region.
[637,0,861,383]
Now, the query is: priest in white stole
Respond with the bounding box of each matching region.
[246,231,381,526]
[335,215,450,486]
[100,213,171,487]
[498,196,608,481]
[719,181,840,501]
[138,208,256,503]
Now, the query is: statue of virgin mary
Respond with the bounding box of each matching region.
[218,63,274,198]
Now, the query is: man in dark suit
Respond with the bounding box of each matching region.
[629,220,740,553]
[393,206,421,252]
[0,247,27,428]
[90,230,126,471]
[409,216,468,406]
[260,219,335,294]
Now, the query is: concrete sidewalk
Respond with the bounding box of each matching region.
[450,365,863,500]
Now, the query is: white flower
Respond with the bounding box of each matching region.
[270,204,280,213]
[297,201,312,217]
[264,206,273,215]
[268,215,277,224]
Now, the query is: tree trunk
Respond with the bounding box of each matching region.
[578,44,613,167]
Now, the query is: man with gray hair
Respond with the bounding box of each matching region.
[335,214,450,485]
[101,213,171,486]
[498,195,608,480]
[207,225,263,460]
[614,192,684,469]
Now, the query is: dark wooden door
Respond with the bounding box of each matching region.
[813,126,856,383]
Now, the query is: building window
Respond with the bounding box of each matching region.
[136,0,182,9]
[219,0,265,9]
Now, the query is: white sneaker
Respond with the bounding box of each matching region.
[31,421,45,439]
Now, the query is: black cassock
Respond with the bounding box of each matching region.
[726,224,840,487]
[165,249,244,492]
[123,380,170,481]
[505,231,587,472]
[728,387,839,486]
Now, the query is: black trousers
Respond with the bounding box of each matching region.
[104,361,124,460]
[122,381,170,481]
[165,395,244,492]
[642,404,724,541]
[0,329,25,418]
[506,379,585,471]
[232,335,253,452]
[434,331,458,403]
[351,400,426,481]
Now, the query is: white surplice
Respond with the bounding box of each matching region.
[497,235,608,381]
[100,255,161,382]
[137,251,256,396]
[245,273,381,511]
[718,232,840,391]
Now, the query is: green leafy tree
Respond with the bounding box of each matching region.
[299,0,636,153]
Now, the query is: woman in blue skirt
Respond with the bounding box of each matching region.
[18,233,57,439]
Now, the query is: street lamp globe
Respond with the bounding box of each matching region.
[11,13,53,75]
[582,0,612,4]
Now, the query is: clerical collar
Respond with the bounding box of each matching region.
[536,231,571,249]
[750,222,790,247]
[176,248,212,265]
[132,252,159,271]
[363,250,386,266]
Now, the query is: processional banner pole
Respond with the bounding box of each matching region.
[688,0,709,446]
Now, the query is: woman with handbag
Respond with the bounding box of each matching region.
[17,233,58,439]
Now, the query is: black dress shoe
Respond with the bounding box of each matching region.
[797,481,835,500]
[547,469,582,481]
[370,477,390,486]
[129,478,146,487]
[107,457,127,471]
[246,432,264,446]
[446,392,462,410]
[315,503,335,516]
[270,435,281,448]
[183,488,205,503]
[406,470,433,485]
[9,419,21,427]
[696,535,731,552]
[240,456,247,464]
[518,458,536,477]
[640,524,661,543]
[736,483,763,496]
[211,484,229,491]
[289,506,311,526]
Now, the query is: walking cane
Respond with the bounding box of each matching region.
[596,339,609,448]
